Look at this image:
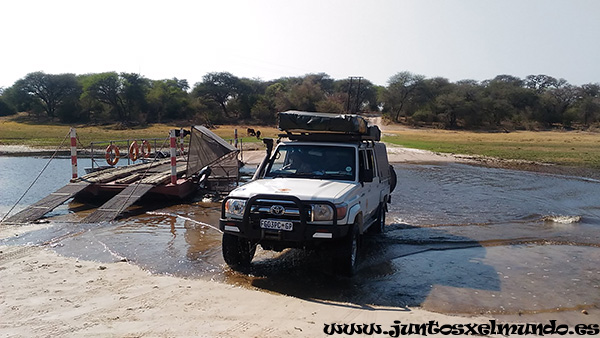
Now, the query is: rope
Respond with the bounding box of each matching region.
[0,132,70,224]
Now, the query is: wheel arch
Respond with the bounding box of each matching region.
[347,204,363,232]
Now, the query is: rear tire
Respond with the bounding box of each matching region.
[370,204,386,234]
[222,233,256,269]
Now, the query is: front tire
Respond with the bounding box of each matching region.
[222,233,256,269]
[335,221,360,276]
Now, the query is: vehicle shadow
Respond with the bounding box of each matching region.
[242,222,501,311]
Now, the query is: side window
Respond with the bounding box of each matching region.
[366,149,376,178]
[359,149,375,182]
[359,149,366,172]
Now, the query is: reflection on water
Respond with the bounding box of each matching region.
[2,158,600,316]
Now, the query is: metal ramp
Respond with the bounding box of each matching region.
[5,126,239,224]
[4,183,90,223]
[81,183,154,223]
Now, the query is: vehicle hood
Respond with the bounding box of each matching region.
[229,178,356,202]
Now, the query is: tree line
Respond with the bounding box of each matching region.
[0,71,599,130]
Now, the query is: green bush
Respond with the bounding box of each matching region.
[411,110,437,123]
[0,99,16,116]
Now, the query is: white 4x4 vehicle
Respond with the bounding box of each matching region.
[219,111,396,275]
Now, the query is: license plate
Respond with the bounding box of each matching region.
[260,219,293,231]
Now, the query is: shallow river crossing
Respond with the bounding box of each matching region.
[2,156,599,317]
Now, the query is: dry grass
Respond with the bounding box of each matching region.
[0,120,280,148]
[1,118,599,168]
[383,129,600,168]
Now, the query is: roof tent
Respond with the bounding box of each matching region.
[278,110,380,141]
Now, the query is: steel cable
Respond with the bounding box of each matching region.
[1,132,69,224]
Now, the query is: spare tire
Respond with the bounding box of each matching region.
[389,164,397,192]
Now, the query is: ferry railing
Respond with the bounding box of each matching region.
[88,137,188,171]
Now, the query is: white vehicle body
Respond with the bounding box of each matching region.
[219,111,395,275]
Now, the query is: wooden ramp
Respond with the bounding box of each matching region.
[81,162,189,223]
[4,183,91,223]
[81,183,154,223]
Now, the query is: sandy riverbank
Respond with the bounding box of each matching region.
[0,242,503,337]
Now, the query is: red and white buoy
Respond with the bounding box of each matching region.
[70,127,78,179]
[170,129,177,185]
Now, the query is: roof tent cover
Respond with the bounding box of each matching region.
[186,126,238,177]
[278,111,368,134]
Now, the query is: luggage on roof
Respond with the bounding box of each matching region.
[278,111,368,134]
[277,110,381,141]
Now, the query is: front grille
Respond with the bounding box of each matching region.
[249,199,307,225]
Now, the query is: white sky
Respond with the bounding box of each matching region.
[1,0,599,89]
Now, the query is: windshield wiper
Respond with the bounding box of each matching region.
[266,172,288,178]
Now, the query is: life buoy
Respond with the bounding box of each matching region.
[129,141,140,161]
[141,140,151,158]
[105,144,120,166]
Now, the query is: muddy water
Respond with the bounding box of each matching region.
[2,157,600,316]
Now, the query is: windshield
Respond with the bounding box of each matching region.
[264,144,356,181]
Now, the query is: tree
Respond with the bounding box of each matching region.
[81,72,125,120]
[478,75,540,127]
[0,98,16,116]
[250,97,276,124]
[431,81,482,128]
[575,83,600,126]
[121,73,150,123]
[235,78,265,120]
[334,78,380,113]
[147,78,190,122]
[1,84,34,112]
[381,71,426,122]
[525,74,558,93]
[192,72,242,118]
[14,71,81,119]
[545,82,578,126]
[271,74,330,112]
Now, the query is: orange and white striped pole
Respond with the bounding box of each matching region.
[70,127,78,179]
[170,129,177,185]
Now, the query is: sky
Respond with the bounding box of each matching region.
[1,0,599,89]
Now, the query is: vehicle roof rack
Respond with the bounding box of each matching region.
[279,132,379,142]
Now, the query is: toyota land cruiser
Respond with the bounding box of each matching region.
[219,111,396,276]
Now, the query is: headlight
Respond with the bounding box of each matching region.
[311,204,334,221]
[225,199,246,218]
